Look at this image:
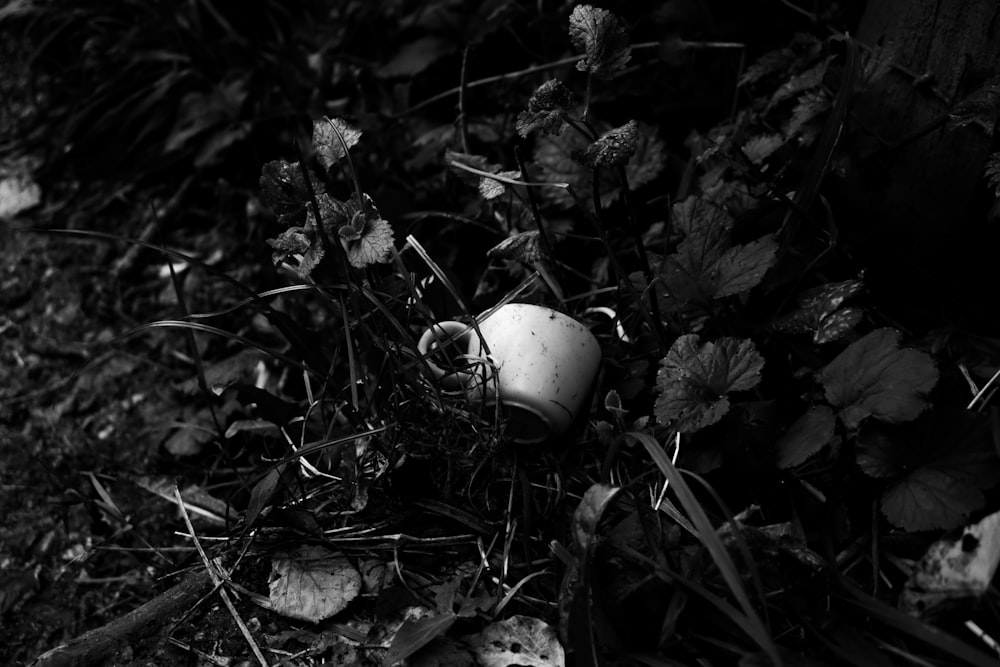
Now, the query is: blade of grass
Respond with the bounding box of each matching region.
[627,431,781,666]
[120,320,314,377]
[835,575,998,667]
[27,228,331,373]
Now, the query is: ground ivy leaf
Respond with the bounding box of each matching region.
[714,234,779,298]
[655,335,765,433]
[534,122,663,209]
[671,195,733,237]
[312,117,362,170]
[343,215,394,269]
[881,454,997,532]
[776,404,835,469]
[773,276,864,341]
[659,207,729,308]
[488,231,544,263]
[517,79,574,137]
[582,120,638,168]
[568,5,631,80]
[855,426,901,478]
[479,169,521,200]
[259,160,321,219]
[658,197,775,308]
[741,133,785,165]
[269,545,361,623]
[813,307,863,344]
[819,328,938,430]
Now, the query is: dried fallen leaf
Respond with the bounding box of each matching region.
[465,615,564,667]
[269,545,361,623]
[900,508,1000,615]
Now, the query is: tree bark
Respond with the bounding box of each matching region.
[29,570,214,667]
[846,0,1000,241]
[838,0,1000,327]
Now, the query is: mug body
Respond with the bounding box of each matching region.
[471,303,601,443]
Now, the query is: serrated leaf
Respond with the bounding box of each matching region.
[259,160,320,219]
[739,46,799,89]
[487,231,544,263]
[479,169,521,200]
[813,307,863,344]
[766,59,829,112]
[819,329,938,429]
[659,198,775,308]
[855,427,901,479]
[466,615,565,667]
[568,5,631,80]
[985,150,1000,197]
[741,134,785,165]
[714,235,779,298]
[344,215,394,268]
[655,335,765,433]
[534,121,663,208]
[948,75,1000,136]
[671,195,733,237]
[517,79,574,137]
[581,120,638,168]
[269,545,361,622]
[313,117,362,170]
[776,405,835,469]
[774,277,864,341]
[880,462,989,532]
[785,89,831,139]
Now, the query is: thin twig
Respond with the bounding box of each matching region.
[513,145,554,258]
[174,485,268,667]
[400,41,669,116]
[448,159,567,189]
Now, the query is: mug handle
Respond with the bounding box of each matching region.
[416,321,476,390]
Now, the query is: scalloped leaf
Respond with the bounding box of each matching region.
[819,328,938,429]
[655,335,765,433]
[312,117,362,170]
[569,5,631,80]
[776,405,835,469]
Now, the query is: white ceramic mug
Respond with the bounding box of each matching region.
[417,303,602,443]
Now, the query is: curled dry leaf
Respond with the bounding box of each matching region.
[465,615,565,667]
[900,509,1000,615]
